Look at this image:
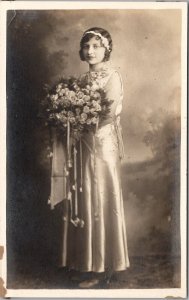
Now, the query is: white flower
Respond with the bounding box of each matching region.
[90,108,98,115]
[60,115,67,123]
[77,91,84,98]
[83,106,90,113]
[56,83,63,93]
[91,83,99,91]
[90,91,95,97]
[69,117,76,124]
[93,91,101,100]
[86,119,92,125]
[64,88,70,96]
[95,104,101,111]
[68,90,76,98]
[92,100,97,106]
[80,113,87,120]
[73,83,79,90]
[68,111,74,117]
[91,117,98,124]
[77,99,84,106]
[92,100,101,111]
[80,113,88,124]
[58,89,65,96]
[75,108,81,115]
[60,98,70,107]
[51,94,58,101]
[83,95,90,102]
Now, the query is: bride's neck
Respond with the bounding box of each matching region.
[89,62,108,72]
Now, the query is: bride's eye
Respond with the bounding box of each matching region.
[93,44,100,49]
[83,45,89,50]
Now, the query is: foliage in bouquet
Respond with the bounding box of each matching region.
[41,76,113,141]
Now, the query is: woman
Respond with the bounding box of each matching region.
[50,27,130,288]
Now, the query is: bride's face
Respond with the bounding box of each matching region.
[82,36,106,65]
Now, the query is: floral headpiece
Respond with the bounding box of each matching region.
[83,31,110,52]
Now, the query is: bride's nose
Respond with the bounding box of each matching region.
[88,46,94,54]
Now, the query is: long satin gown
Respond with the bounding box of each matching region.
[50,67,130,273]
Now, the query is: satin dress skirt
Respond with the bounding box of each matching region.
[63,122,130,273]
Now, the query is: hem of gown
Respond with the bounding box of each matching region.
[59,264,130,273]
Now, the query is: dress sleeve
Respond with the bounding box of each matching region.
[104,71,124,117]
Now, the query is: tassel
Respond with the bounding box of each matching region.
[66,127,84,228]
[79,138,83,193]
[67,119,72,168]
[67,119,70,157]
[73,146,78,217]
[70,143,85,228]
[93,122,99,221]
[68,191,73,220]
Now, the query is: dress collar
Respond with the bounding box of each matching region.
[87,63,113,80]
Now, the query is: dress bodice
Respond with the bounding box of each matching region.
[79,66,125,160]
[84,68,116,89]
[80,66,124,122]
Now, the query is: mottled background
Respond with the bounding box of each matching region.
[7,9,181,289]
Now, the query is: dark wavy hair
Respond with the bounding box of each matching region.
[79,27,113,62]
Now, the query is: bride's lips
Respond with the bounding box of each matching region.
[87,56,95,59]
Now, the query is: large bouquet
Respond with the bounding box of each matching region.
[43,75,113,227]
[43,76,112,142]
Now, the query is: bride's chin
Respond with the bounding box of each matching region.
[86,59,96,64]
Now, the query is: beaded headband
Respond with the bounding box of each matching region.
[82,31,110,51]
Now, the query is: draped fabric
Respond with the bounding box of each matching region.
[50,67,130,272]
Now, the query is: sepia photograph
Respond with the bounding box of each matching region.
[0,1,187,298]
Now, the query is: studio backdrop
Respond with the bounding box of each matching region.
[6,8,181,289]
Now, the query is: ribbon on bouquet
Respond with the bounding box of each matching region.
[50,119,100,228]
[66,119,85,228]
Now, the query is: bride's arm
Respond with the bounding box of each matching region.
[104,71,123,117]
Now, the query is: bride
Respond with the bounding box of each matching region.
[50,27,130,288]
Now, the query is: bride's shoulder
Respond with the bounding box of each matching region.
[106,67,123,85]
[106,67,122,79]
[110,67,122,75]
